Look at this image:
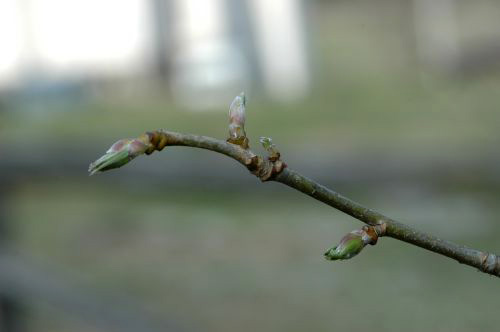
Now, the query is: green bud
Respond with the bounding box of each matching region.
[324,230,365,261]
[259,136,280,161]
[88,137,152,175]
[259,137,273,150]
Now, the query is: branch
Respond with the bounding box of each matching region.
[89,129,500,277]
[88,95,500,277]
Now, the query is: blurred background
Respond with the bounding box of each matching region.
[1,0,500,331]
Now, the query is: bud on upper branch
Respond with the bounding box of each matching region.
[227,92,249,148]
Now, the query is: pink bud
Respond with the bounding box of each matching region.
[228,93,247,141]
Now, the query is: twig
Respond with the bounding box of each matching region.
[88,94,499,277]
[89,129,500,277]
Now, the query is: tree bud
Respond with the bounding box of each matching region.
[88,136,152,175]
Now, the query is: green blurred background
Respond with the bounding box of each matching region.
[1,0,500,331]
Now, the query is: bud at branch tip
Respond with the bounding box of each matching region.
[88,135,153,175]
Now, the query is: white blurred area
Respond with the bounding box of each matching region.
[0,0,24,87]
[169,0,250,109]
[249,0,310,101]
[0,0,151,84]
[0,0,311,108]
[413,0,460,72]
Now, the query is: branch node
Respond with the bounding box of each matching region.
[144,131,170,154]
[227,137,250,149]
[480,253,500,275]
[374,222,387,237]
[247,156,287,182]
[362,225,379,245]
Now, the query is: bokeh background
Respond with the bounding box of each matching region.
[1,0,500,331]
